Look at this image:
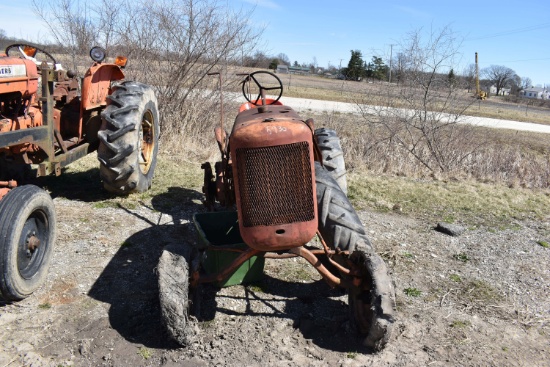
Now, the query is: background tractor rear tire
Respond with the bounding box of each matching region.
[158,243,200,346]
[314,162,394,350]
[98,81,159,195]
[315,128,347,195]
[0,185,56,301]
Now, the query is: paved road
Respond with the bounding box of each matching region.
[237,95,550,134]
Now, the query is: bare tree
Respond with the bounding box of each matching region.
[462,63,476,92]
[277,53,290,65]
[356,26,481,175]
[482,65,517,96]
[32,0,263,145]
[33,0,98,69]
[521,76,532,89]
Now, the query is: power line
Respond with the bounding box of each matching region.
[465,22,550,41]
[482,57,550,64]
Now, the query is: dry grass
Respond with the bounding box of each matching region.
[277,73,550,125]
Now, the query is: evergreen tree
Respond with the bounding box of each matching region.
[447,68,456,87]
[269,59,279,70]
[345,50,366,81]
[371,56,388,81]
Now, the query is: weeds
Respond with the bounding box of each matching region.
[450,320,471,328]
[449,274,462,282]
[38,302,52,309]
[537,240,549,248]
[137,347,152,360]
[453,253,470,262]
[404,288,422,297]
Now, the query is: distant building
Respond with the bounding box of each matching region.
[288,66,310,75]
[521,87,549,99]
[276,64,311,75]
[489,85,510,96]
[276,65,289,74]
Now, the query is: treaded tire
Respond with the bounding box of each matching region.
[0,185,56,301]
[98,81,159,195]
[158,243,200,346]
[315,128,347,195]
[315,161,369,253]
[348,249,395,351]
[315,162,394,350]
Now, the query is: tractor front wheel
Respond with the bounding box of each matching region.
[0,185,56,301]
[347,248,395,351]
[158,243,200,346]
[98,81,159,195]
[315,162,395,350]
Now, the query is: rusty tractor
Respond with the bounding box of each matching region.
[157,71,395,351]
[0,44,159,301]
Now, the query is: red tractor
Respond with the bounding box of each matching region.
[158,71,395,351]
[0,44,159,301]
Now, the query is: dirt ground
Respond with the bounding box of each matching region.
[0,172,549,367]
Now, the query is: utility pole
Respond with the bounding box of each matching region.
[388,44,395,83]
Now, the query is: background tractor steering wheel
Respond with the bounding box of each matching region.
[241,71,283,106]
[5,43,58,67]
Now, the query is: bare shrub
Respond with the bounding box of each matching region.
[315,109,550,188]
[33,0,263,153]
[356,26,484,177]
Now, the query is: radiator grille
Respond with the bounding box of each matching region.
[236,142,314,227]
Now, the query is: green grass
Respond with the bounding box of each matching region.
[348,173,550,229]
[38,302,52,309]
[404,287,422,297]
[449,274,462,282]
[537,240,549,248]
[137,346,153,360]
[453,253,470,263]
[450,320,471,328]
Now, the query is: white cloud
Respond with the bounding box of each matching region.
[394,5,430,18]
[242,0,280,10]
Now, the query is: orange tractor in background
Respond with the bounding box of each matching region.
[0,44,159,301]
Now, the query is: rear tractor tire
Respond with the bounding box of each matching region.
[0,185,56,301]
[314,162,395,350]
[98,81,159,195]
[315,128,347,195]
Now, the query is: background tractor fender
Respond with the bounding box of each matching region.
[81,64,125,111]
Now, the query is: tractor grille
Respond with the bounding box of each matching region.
[236,142,314,227]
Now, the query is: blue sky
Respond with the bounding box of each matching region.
[239,0,550,86]
[2,0,549,85]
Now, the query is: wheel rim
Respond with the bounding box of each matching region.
[17,210,49,279]
[138,109,155,174]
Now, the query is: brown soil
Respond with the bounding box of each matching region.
[1,179,549,367]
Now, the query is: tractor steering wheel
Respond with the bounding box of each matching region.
[5,43,58,68]
[241,71,283,106]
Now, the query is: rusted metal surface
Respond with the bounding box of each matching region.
[230,105,317,252]
[27,235,40,251]
[80,63,124,111]
[288,247,344,288]
[1,49,128,182]
[0,180,17,201]
[236,142,314,226]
